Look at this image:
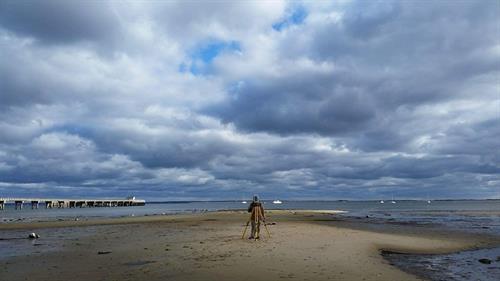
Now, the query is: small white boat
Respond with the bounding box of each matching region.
[427,200,431,204]
[391,200,396,204]
[272,200,282,204]
[241,201,247,204]
[380,200,384,204]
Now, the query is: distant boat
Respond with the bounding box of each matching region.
[391,201,396,204]
[380,200,384,204]
[241,201,247,204]
[427,200,431,204]
[272,200,282,204]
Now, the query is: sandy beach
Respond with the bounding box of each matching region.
[1,210,499,281]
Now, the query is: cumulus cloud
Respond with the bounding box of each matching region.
[0,0,498,200]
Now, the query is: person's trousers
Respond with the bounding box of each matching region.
[251,221,260,238]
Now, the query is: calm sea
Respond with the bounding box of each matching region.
[1,199,500,234]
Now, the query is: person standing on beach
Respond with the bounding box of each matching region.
[247,195,265,239]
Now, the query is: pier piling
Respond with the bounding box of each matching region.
[0,197,145,210]
[15,200,23,210]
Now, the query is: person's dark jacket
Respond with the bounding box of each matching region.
[247,202,265,221]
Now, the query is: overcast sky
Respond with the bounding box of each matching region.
[0,0,499,200]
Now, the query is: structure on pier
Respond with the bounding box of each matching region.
[0,197,145,210]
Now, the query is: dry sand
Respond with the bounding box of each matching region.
[0,210,498,281]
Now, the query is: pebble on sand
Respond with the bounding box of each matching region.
[478,258,492,264]
[98,251,112,255]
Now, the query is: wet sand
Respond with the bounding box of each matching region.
[1,210,499,281]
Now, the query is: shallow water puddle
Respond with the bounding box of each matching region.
[382,247,500,281]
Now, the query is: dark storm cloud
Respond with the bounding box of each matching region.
[0,0,121,44]
[211,72,377,135]
[0,46,60,108]
[89,125,238,169]
[0,1,498,200]
[342,0,401,39]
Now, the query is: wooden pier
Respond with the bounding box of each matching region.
[0,197,145,210]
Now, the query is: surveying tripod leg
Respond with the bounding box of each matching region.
[241,219,251,239]
[264,221,271,238]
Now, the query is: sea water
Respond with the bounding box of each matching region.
[1,199,500,233]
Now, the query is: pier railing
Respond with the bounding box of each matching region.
[0,197,146,210]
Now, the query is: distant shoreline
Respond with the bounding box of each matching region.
[144,198,500,203]
[3,198,498,204]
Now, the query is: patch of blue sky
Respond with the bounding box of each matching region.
[196,40,240,63]
[180,40,241,75]
[272,5,308,31]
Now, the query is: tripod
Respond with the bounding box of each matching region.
[241,207,271,239]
